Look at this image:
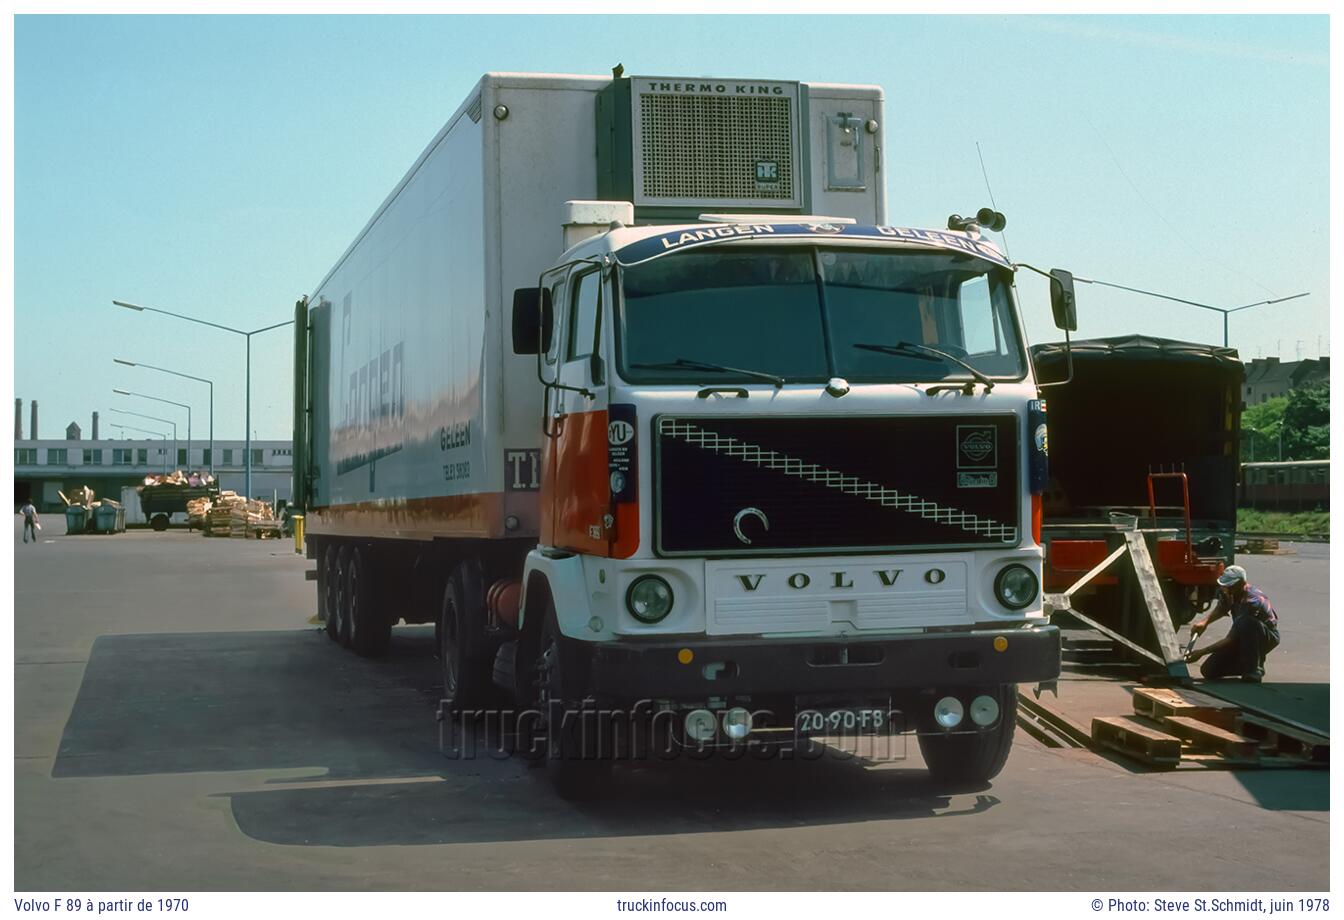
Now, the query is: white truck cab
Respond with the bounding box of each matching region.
[512,208,1064,792]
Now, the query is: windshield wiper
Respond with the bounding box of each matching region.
[630,358,786,388]
[852,341,995,392]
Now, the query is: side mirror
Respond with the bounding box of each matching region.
[1049,269,1078,332]
[512,287,553,355]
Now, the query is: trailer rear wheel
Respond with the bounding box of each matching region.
[348,547,391,658]
[917,685,1017,786]
[439,571,494,712]
[322,545,340,641]
[150,513,169,532]
[333,545,353,648]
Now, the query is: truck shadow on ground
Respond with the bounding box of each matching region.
[51,627,1000,846]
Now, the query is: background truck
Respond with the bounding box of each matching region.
[137,479,220,531]
[1031,336,1239,659]
[292,71,1067,795]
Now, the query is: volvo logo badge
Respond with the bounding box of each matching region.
[733,507,769,545]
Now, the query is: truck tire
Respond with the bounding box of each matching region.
[348,546,391,658]
[333,545,353,648]
[322,545,340,641]
[439,571,494,713]
[535,610,611,800]
[917,685,1017,786]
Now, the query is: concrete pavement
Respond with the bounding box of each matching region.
[12,521,1330,890]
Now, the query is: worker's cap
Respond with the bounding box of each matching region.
[1217,564,1248,587]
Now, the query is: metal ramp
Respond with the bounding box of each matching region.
[1043,523,1190,680]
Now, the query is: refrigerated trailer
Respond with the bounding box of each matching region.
[293,72,1069,795]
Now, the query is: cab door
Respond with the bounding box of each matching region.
[540,263,611,554]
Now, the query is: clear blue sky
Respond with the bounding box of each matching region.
[12,14,1330,440]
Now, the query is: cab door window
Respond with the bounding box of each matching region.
[567,269,602,362]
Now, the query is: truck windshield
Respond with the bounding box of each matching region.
[616,246,1026,385]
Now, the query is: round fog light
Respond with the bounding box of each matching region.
[684,709,717,743]
[934,696,964,729]
[994,563,1039,610]
[723,707,753,740]
[970,694,1000,727]
[626,575,674,623]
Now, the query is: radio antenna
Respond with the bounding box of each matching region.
[975,141,1011,262]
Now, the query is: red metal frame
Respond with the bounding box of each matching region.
[1146,470,1224,586]
[1147,471,1193,563]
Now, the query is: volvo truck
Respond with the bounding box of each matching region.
[292,72,1069,795]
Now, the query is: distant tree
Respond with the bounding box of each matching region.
[1241,395,1287,462]
[1280,381,1329,461]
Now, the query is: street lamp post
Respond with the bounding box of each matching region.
[114,359,214,476]
[109,423,171,472]
[107,408,177,470]
[1244,424,1284,463]
[113,389,191,470]
[113,299,293,498]
[1070,279,1309,348]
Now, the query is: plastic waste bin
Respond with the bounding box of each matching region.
[93,503,124,534]
[65,506,90,535]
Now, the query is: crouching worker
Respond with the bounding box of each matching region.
[1185,565,1280,682]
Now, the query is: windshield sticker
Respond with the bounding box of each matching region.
[614,223,1010,268]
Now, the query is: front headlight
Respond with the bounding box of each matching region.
[626,575,674,623]
[994,564,1039,610]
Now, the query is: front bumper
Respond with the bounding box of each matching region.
[584,624,1060,700]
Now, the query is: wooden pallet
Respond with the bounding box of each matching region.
[1093,716,1182,768]
[1131,687,1242,730]
[1238,537,1297,556]
[1161,716,1260,760]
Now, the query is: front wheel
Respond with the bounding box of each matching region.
[917,685,1017,785]
[535,611,611,800]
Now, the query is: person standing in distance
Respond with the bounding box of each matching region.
[19,499,40,544]
[1185,565,1280,682]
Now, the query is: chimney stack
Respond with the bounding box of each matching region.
[14,398,22,440]
[30,401,38,440]
[92,411,100,441]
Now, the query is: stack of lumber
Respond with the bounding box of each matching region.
[203,492,279,538]
[231,497,280,538]
[205,491,241,536]
[186,497,212,529]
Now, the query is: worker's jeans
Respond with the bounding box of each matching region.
[1201,615,1279,678]
[22,520,36,543]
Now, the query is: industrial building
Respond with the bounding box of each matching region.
[13,405,292,512]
